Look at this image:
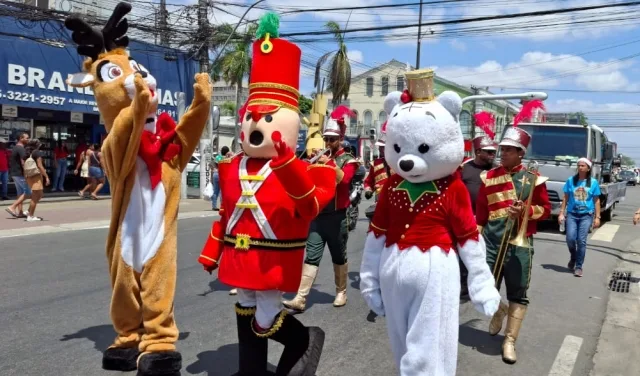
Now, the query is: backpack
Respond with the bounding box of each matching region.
[24,153,40,177]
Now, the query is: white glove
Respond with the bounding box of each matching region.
[363,290,385,316]
[457,236,502,317]
[475,295,501,317]
[360,232,387,317]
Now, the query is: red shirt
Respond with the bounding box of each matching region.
[369,173,479,252]
[54,146,69,160]
[0,149,9,172]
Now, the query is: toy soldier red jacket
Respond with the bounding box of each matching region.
[198,149,337,292]
[364,157,392,194]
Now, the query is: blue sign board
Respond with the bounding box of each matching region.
[0,16,198,121]
[297,129,307,151]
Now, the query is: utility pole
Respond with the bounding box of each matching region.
[159,0,169,46]
[197,0,210,198]
[415,0,423,69]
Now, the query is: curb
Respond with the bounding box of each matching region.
[0,211,218,239]
[590,238,640,376]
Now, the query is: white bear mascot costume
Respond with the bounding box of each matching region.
[360,69,501,376]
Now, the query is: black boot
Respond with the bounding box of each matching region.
[231,303,274,376]
[102,347,140,371]
[253,311,325,376]
[136,351,181,376]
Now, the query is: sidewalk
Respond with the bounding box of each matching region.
[590,238,640,376]
[0,197,217,238]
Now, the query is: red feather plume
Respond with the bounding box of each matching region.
[513,99,545,127]
[330,105,356,120]
[473,111,496,139]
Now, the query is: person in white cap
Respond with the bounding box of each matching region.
[558,157,601,277]
[476,124,551,365]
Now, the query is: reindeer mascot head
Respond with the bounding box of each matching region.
[65,3,211,375]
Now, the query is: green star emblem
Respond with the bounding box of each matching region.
[395,180,439,205]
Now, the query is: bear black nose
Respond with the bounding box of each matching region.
[399,160,414,172]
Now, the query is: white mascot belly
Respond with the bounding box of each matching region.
[360,83,501,376]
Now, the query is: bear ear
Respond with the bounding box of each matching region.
[437,91,462,118]
[384,91,403,115]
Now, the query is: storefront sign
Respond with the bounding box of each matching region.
[2,104,17,117]
[0,16,198,120]
[70,112,83,123]
[297,129,307,151]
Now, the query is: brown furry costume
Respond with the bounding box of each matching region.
[64,4,211,375]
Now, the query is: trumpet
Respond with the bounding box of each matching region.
[308,147,332,163]
[492,160,538,284]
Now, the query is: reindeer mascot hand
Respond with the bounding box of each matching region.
[64,3,211,375]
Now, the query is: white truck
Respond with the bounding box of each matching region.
[499,121,626,223]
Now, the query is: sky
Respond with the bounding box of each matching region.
[170,0,640,163]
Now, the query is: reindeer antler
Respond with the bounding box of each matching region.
[102,2,131,51]
[64,2,131,61]
[65,17,104,61]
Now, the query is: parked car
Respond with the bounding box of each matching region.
[618,170,637,186]
[186,153,200,173]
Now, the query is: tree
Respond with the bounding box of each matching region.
[298,95,313,115]
[573,111,588,126]
[221,101,236,116]
[215,23,257,150]
[314,20,352,106]
[621,154,636,166]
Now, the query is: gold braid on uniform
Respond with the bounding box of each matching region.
[251,310,287,338]
[235,303,256,316]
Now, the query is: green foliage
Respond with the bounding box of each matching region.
[221,101,236,116]
[314,21,352,106]
[256,12,280,39]
[573,111,588,126]
[621,154,636,166]
[298,95,313,115]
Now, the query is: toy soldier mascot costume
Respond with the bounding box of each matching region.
[364,135,393,201]
[476,101,551,364]
[198,13,336,376]
[284,106,360,312]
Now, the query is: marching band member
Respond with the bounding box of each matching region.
[476,119,551,365]
[284,106,360,312]
[363,135,393,201]
[197,13,336,375]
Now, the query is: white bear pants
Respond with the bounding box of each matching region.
[380,245,461,376]
[237,289,283,329]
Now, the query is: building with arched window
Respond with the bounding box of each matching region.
[321,59,521,159]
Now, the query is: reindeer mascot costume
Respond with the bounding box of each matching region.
[197,13,336,376]
[65,3,212,375]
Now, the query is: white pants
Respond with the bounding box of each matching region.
[237,289,283,329]
[379,245,461,376]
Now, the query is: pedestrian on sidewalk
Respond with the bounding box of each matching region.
[86,144,105,200]
[51,141,69,192]
[559,158,601,277]
[73,148,92,197]
[0,138,10,200]
[23,139,49,221]
[6,132,30,218]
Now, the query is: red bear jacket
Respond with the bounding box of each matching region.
[198,151,336,292]
[369,173,479,252]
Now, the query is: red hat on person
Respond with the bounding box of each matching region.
[246,13,301,115]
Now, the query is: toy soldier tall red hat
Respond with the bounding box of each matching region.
[247,13,301,115]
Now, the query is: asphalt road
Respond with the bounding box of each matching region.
[1,186,639,376]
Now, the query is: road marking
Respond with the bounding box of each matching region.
[590,224,620,242]
[0,211,218,239]
[548,335,583,376]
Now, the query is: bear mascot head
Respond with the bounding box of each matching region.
[383,69,463,184]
